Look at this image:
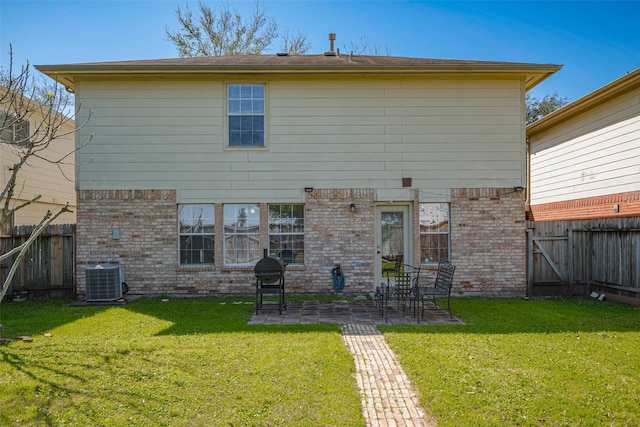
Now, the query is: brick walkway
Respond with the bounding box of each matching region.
[249,299,462,426]
[341,323,435,427]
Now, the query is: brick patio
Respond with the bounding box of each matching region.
[248,299,464,325]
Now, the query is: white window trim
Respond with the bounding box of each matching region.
[268,203,305,266]
[224,82,269,151]
[178,204,215,266]
[419,202,451,265]
[223,203,261,266]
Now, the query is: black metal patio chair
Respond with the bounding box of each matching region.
[380,263,421,322]
[277,249,295,266]
[390,270,413,309]
[400,264,421,314]
[378,271,411,322]
[419,262,456,318]
[375,254,404,311]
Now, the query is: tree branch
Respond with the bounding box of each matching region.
[0,204,71,302]
[1,44,91,301]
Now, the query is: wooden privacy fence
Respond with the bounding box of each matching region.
[527,218,640,299]
[0,224,76,300]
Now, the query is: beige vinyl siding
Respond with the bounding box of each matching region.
[12,201,76,226]
[75,79,224,195]
[530,87,640,205]
[75,76,525,202]
[1,108,76,225]
[1,140,75,205]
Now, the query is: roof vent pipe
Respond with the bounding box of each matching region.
[324,33,337,56]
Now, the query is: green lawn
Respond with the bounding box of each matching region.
[382,297,640,427]
[1,296,639,426]
[0,297,363,427]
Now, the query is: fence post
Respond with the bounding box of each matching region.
[586,230,593,295]
[567,229,574,295]
[526,228,534,297]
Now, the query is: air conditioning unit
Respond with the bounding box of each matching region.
[85,264,124,301]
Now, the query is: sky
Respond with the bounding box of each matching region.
[1,0,639,102]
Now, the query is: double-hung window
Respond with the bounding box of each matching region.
[228,84,265,147]
[223,204,261,265]
[419,203,450,264]
[178,204,215,265]
[268,204,304,265]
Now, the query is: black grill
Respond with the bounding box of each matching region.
[254,250,286,314]
[254,256,285,284]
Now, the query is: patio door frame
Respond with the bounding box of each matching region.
[374,204,413,288]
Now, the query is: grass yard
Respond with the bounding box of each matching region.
[0,297,363,427]
[1,296,639,426]
[382,297,640,427]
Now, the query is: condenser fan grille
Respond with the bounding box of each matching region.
[85,264,124,301]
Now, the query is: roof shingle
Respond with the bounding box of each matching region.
[35,53,562,91]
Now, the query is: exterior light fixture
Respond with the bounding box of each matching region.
[350,203,356,212]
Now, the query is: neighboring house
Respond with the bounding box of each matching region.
[526,68,640,221]
[36,44,560,297]
[0,87,76,227]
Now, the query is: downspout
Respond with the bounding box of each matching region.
[525,138,531,215]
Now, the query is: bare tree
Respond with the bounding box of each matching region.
[526,92,568,125]
[343,35,390,56]
[0,45,92,302]
[279,28,311,55]
[166,1,310,56]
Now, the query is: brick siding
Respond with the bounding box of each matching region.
[451,188,527,296]
[77,190,181,295]
[304,188,375,293]
[529,191,640,221]
[77,187,526,297]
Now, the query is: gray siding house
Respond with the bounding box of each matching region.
[37,50,560,297]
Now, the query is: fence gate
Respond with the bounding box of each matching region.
[527,218,640,300]
[526,228,574,296]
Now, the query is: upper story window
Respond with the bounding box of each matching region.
[228,84,264,147]
[419,203,450,264]
[178,204,215,266]
[0,111,30,144]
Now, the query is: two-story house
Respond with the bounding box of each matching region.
[1,86,76,227]
[526,68,640,221]
[36,46,560,297]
